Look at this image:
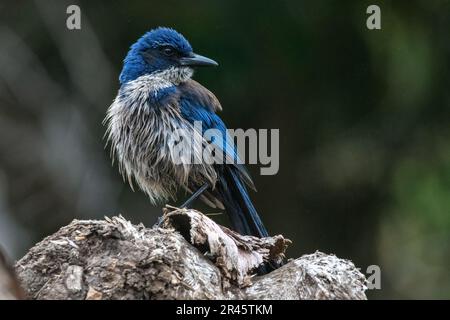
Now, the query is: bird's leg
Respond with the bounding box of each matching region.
[180,182,210,209]
[153,183,210,228]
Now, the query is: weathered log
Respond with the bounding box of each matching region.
[14,208,367,300]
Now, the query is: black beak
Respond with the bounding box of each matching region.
[180,53,218,67]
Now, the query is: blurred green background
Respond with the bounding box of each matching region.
[0,0,449,299]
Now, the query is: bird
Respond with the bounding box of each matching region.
[104,27,269,238]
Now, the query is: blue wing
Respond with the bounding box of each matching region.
[177,79,255,190]
[175,79,268,237]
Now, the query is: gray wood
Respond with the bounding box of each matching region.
[13,209,367,300]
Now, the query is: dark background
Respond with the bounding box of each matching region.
[0,0,449,299]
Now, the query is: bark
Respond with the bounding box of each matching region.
[14,208,367,300]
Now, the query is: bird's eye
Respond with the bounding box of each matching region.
[162,47,175,56]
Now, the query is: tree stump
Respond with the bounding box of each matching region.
[12,208,367,300]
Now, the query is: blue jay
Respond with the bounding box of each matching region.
[105,27,268,238]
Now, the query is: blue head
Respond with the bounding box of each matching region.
[119,27,218,84]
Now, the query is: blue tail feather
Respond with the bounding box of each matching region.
[218,167,269,238]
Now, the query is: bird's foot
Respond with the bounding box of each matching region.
[152,215,164,229]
